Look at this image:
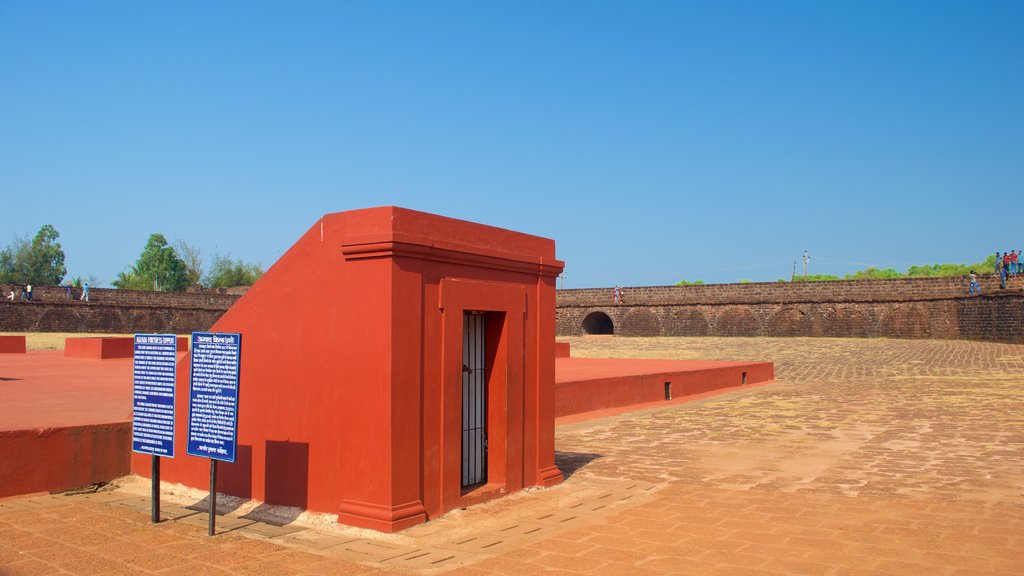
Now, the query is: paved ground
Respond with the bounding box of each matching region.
[2,337,1022,575]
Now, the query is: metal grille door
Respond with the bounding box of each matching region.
[462,312,487,489]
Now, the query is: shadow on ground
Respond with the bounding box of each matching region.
[555,450,602,480]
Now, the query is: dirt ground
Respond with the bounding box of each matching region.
[1,335,1022,575]
[0,333,181,351]
[558,336,1024,505]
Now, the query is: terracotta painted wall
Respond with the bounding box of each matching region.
[0,424,131,498]
[130,207,564,532]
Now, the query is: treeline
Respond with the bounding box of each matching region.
[0,225,262,290]
[677,256,997,286]
[786,257,995,283]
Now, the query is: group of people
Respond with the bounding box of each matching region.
[968,250,1022,294]
[5,282,89,302]
[6,283,33,301]
[994,250,1021,289]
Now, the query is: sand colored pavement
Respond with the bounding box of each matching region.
[1,337,1022,575]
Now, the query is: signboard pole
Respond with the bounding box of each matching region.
[185,331,241,538]
[208,460,217,536]
[151,455,160,523]
[131,333,178,525]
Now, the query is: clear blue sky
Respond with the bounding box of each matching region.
[2,1,1021,288]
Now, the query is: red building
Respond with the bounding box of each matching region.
[132,206,565,532]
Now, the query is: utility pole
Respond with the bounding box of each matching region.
[791,260,797,282]
[803,250,810,280]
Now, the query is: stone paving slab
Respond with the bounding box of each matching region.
[2,337,1022,575]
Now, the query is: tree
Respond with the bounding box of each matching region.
[111,268,150,291]
[845,267,902,280]
[68,275,99,288]
[0,224,67,285]
[175,240,204,286]
[0,240,17,283]
[203,253,264,288]
[113,234,189,291]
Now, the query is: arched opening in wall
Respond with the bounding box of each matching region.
[582,312,614,335]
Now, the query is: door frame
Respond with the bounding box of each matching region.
[439,278,525,512]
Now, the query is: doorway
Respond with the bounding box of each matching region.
[462,312,487,489]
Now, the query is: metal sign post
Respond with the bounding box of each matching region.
[131,334,179,524]
[208,460,217,536]
[186,332,242,537]
[151,456,160,524]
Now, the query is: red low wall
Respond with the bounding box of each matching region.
[0,423,131,498]
[555,359,775,418]
[64,337,188,359]
[0,352,773,500]
[555,341,571,358]
[0,335,26,354]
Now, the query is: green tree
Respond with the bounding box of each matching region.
[906,263,973,277]
[0,224,67,285]
[203,253,263,288]
[113,234,189,291]
[790,274,842,282]
[844,267,902,280]
[111,268,150,291]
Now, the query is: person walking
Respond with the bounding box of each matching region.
[25,283,32,301]
[81,282,90,302]
[996,253,1007,289]
[968,271,981,295]
[64,282,73,300]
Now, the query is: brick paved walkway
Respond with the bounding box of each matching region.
[2,338,1022,575]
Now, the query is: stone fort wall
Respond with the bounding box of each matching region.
[0,285,239,334]
[557,275,1024,343]
[4,276,1022,342]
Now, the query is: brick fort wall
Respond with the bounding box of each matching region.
[4,277,1021,342]
[557,275,1024,343]
[0,285,239,334]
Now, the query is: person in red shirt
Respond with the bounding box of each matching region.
[1010,250,1019,276]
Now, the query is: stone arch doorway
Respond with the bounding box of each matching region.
[582,311,614,335]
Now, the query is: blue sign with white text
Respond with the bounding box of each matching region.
[132,334,178,457]
[186,332,241,462]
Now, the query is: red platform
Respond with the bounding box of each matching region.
[0,336,26,354]
[0,349,772,501]
[0,351,141,498]
[65,337,188,360]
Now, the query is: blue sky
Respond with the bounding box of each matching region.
[2,1,1021,288]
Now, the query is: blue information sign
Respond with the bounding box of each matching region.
[187,332,241,462]
[132,334,178,457]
